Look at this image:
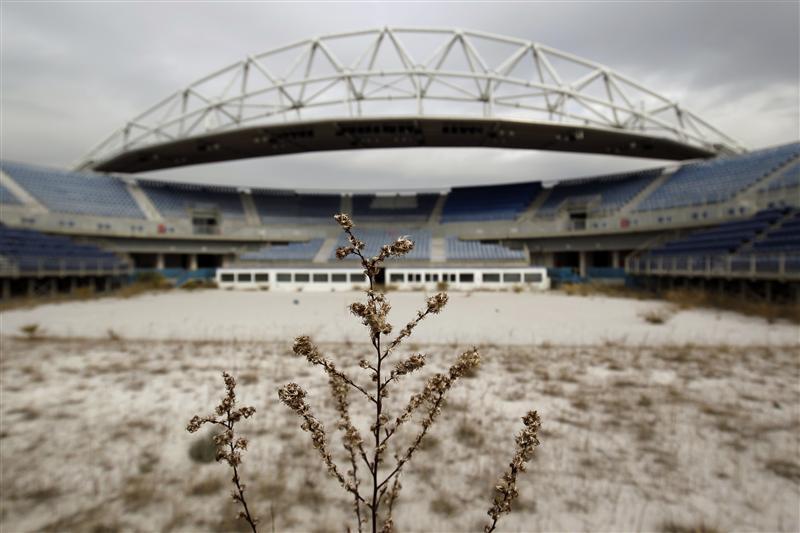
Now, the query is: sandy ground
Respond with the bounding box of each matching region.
[0,337,798,533]
[0,289,797,345]
[1,290,798,532]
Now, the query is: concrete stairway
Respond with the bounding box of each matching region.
[240,192,262,226]
[126,182,162,220]
[0,172,48,212]
[313,237,338,263]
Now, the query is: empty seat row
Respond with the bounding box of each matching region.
[441,182,541,223]
[635,143,800,211]
[331,229,431,261]
[445,237,525,261]
[138,180,245,219]
[239,239,325,261]
[1,160,145,218]
[0,225,126,271]
[537,168,662,216]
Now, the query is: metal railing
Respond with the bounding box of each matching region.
[626,252,800,280]
[0,257,133,278]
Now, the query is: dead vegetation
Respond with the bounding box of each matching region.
[1,323,797,532]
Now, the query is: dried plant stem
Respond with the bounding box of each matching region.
[225,420,258,533]
[187,373,257,532]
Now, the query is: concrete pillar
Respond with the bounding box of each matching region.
[612,250,621,269]
[578,251,588,278]
[189,254,198,271]
[69,277,77,294]
[1,279,9,300]
[49,278,57,296]
[27,279,35,297]
[156,253,165,270]
[765,281,772,302]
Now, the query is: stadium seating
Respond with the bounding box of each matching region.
[641,207,799,273]
[0,161,144,218]
[0,225,126,271]
[331,229,431,261]
[251,189,341,224]
[751,210,800,252]
[239,239,325,261]
[138,180,245,219]
[764,162,799,191]
[352,193,439,222]
[537,169,662,216]
[0,183,21,205]
[635,144,800,211]
[441,182,541,223]
[445,237,525,261]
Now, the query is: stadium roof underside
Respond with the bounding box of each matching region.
[77,27,744,173]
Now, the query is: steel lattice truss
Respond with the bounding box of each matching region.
[77,27,744,169]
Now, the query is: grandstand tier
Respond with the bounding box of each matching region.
[239,239,325,261]
[137,180,245,219]
[537,168,662,216]
[0,225,126,272]
[635,143,800,211]
[0,161,144,218]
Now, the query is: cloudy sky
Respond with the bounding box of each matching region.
[2,1,798,191]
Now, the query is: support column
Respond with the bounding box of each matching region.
[27,279,35,297]
[49,278,57,296]
[765,281,772,302]
[1,279,9,300]
[612,250,621,269]
[578,251,587,278]
[189,254,198,271]
[156,253,165,270]
[69,277,77,294]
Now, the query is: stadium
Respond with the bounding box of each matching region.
[1,12,799,533]
[1,29,798,299]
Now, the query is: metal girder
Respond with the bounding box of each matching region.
[76,27,745,171]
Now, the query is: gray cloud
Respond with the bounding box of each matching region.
[2,1,797,189]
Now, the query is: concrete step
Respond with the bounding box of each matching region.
[313,236,338,263]
[240,192,261,226]
[126,182,162,220]
[0,171,48,212]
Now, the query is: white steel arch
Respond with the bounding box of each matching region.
[77,27,744,169]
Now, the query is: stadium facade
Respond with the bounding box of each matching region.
[1,27,798,300]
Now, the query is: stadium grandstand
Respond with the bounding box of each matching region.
[0,27,797,301]
[1,141,798,300]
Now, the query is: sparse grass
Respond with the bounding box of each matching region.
[19,323,41,340]
[660,521,721,533]
[190,475,226,496]
[181,279,218,290]
[765,458,800,482]
[429,495,458,516]
[454,420,485,448]
[640,307,672,325]
[188,430,218,464]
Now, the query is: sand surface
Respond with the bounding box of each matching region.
[1,289,797,345]
[1,338,798,532]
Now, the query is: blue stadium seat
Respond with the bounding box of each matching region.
[635,143,800,211]
[0,183,21,205]
[251,190,340,224]
[537,168,662,216]
[352,194,439,222]
[0,161,145,218]
[0,225,127,271]
[445,237,525,261]
[240,239,325,261]
[331,229,431,261]
[441,182,541,223]
[138,180,245,219]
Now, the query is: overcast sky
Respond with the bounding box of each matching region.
[1,1,798,191]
